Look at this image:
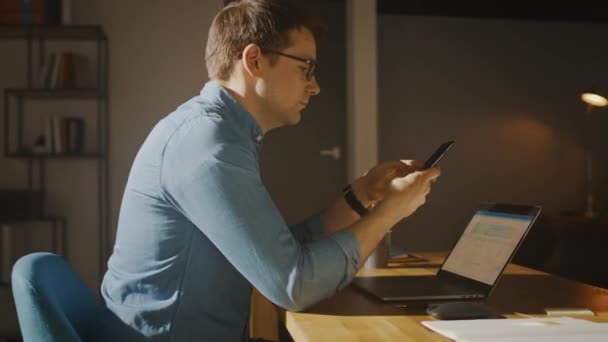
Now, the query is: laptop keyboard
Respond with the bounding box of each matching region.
[354,275,483,300]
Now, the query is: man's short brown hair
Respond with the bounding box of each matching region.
[205,0,325,80]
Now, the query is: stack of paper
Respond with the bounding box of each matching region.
[421,317,608,341]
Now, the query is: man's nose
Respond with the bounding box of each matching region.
[308,76,320,96]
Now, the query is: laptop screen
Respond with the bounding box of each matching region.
[440,210,535,285]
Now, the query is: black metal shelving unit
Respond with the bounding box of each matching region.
[1,24,109,285]
[0,216,67,287]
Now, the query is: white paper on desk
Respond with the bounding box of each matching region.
[421,317,608,341]
[467,333,608,342]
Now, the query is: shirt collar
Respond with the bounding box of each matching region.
[200,81,264,145]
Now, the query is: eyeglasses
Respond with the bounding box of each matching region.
[264,49,317,81]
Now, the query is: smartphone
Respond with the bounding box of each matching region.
[423,141,455,169]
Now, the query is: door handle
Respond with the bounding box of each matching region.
[320,146,341,160]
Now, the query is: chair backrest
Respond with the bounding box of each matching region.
[11,252,100,342]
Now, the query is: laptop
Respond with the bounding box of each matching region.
[352,203,542,302]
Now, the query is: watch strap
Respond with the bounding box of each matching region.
[342,184,370,217]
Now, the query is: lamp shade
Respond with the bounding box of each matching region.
[581,88,608,107]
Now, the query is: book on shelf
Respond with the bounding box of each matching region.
[37,51,76,89]
[0,0,62,25]
[37,52,55,88]
[42,115,85,154]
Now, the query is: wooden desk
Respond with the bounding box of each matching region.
[285,252,608,341]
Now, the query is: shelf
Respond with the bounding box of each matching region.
[0,25,106,41]
[1,21,109,286]
[0,216,65,224]
[4,88,102,99]
[6,152,104,160]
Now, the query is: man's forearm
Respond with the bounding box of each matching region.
[321,195,360,234]
[324,166,438,268]
[322,181,373,234]
[322,195,399,267]
[322,185,407,269]
[348,203,401,265]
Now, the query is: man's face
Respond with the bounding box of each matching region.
[258,27,321,128]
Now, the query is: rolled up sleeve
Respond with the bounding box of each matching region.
[289,213,327,244]
[161,143,360,311]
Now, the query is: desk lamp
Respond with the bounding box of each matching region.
[580,87,607,218]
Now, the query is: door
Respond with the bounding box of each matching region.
[251,1,347,340]
[259,0,347,225]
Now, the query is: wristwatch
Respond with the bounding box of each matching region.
[342,184,371,217]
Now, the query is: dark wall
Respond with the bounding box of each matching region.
[377,1,608,23]
[378,15,608,252]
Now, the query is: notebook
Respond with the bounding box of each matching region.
[352,203,542,302]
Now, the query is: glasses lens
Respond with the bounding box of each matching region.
[307,63,315,81]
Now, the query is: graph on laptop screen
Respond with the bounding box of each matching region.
[441,210,534,285]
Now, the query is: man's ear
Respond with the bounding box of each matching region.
[241,44,263,78]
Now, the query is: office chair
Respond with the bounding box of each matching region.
[11,252,102,342]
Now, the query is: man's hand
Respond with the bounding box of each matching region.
[378,166,442,221]
[347,165,441,267]
[351,160,423,207]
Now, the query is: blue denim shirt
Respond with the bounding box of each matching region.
[100,81,361,341]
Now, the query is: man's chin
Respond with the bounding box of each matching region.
[286,112,302,126]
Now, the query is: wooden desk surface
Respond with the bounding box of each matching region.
[285,252,608,342]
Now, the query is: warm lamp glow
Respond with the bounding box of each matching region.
[581,92,608,107]
[579,86,606,218]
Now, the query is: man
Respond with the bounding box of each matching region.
[101,0,441,341]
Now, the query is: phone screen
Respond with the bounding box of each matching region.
[423,141,455,169]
